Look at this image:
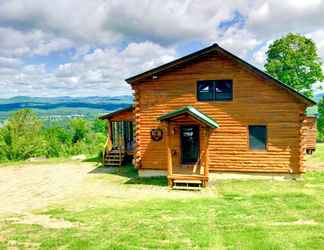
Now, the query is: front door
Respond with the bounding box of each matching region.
[180,125,199,164]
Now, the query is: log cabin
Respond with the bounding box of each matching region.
[100,43,317,189]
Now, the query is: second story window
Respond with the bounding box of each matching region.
[197,80,233,101]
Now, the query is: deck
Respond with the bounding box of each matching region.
[168,165,208,188]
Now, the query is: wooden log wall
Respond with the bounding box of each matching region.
[302,116,317,151]
[131,52,309,174]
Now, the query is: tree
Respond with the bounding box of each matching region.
[0,109,45,160]
[68,118,90,144]
[92,119,107,134]
[318,98,324,141]
[265,33,324,97]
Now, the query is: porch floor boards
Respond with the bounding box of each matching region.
[172,165,204,176]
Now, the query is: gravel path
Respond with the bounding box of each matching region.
[0,161,209,217]
[0,161,98,215]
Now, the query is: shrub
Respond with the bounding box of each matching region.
[0,109,45,160]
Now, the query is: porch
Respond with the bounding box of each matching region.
[99,106,135,166]
[158,106,219,189]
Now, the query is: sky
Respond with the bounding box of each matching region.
[0,0,324,98]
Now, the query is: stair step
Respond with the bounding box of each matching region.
[105,155,123,159]
[172,185,201,191]
[105,158,122,161]
[104,163,122,166]
[109,150,125,154]
[173,180,202,184]
[105,159,122,162]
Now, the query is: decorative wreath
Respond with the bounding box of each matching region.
[150,128,163,141]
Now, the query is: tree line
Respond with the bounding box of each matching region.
[0,109,107,162]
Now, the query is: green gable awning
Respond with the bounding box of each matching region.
[158,106,219,128]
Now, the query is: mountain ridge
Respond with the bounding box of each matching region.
[0,95,133,123]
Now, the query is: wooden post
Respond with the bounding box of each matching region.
[165,122,172,188]
[203,127,210,187]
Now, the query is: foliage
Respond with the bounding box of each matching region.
[318,98,324,142]
[69,118,90,143]
[0,109,107,162]
[0,109,45,161]
[265,33,324,97]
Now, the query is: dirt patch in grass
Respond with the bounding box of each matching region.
[13,213,78,229]
[305,162,324,172]
[0,161,98,215]
[0,161,214,216]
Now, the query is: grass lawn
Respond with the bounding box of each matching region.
[305,143,324,163]
[0,150,324,249]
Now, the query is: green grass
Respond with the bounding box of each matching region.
[0,170,324,249]
[306,143,324,163]
[0,145,324,249]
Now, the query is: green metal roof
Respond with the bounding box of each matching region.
[158,106,219,128]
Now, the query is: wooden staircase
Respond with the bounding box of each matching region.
[103,148,125,167]
[169,174,207,190]
[172,179,202,190]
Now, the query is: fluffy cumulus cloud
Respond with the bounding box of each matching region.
[0,41,176,97]
[0,0,323,97]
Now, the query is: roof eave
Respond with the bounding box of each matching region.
[158,106,219,128]
[98,105,133,120]
[125,43,316,106]
[126,44,218,84]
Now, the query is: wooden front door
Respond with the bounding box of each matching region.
[180,125,199,164]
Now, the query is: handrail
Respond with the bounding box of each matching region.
[102,136,113,164]
[194,150,206,175]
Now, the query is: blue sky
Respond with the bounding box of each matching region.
[0,0,324,97]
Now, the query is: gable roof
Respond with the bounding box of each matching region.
[126,43,316,106]
[99,105,134,120]
[158,106,219,128]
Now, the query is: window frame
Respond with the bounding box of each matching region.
[197,80,233,102]
[248,125,268,151]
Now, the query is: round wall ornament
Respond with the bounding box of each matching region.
[151,128,163,141]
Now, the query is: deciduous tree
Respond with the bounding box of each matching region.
[265,33,324,97]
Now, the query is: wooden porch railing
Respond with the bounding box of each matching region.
[102,134,113,165]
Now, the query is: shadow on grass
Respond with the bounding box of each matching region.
[82,155,102,163]
[88,164,168,187]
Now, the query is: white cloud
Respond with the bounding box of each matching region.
[217,25,259,57]
[246,0,324,39]
[0,27,75,57]
[251,40,274,69]
[0,41,176,97]
[0,0,324,97]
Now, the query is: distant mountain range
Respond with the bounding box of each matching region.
[0,93,322,125]
[0,96,133,111]
[0,96,133,124]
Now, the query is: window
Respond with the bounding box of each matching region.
[197,80,233,101]
[249,125,267,150]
